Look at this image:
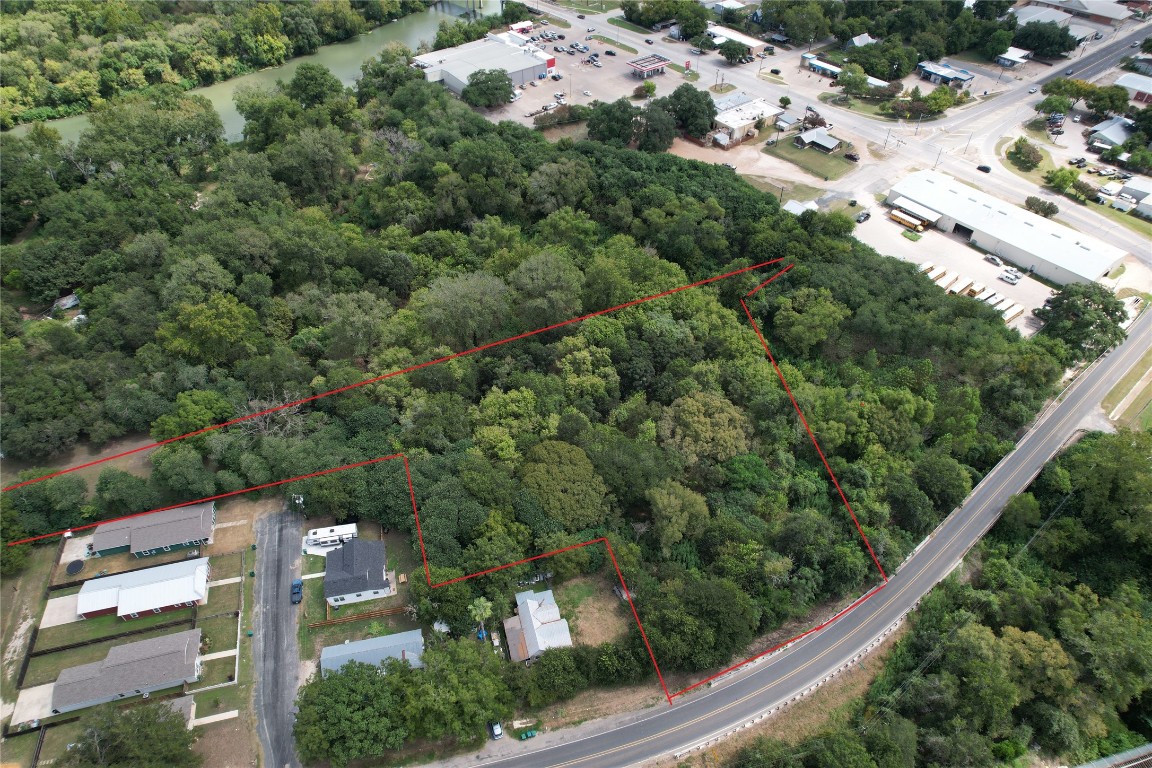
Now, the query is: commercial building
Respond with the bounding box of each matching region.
[51,629,201,714]
[77,557,210,620]
[413,36,555,94]
[915,61,975,88]
[627,53,671,79]
[1012,5,1074,26]
[996,47,1032,67]
[504,589,572,663]
[1120,176,1152,202]
[324,539,392,607]
[90,502,215,559]
[1115,73,1152,103]
[886,170,1125,285]
[1028,0,1131,25]
[1090,115,1135,148]
[703,23,766,55]
[320,630,426,674]
[713,98,781,145]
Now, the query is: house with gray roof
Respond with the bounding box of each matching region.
[504,589,572,663]
[51,629,201,714]
[794,127,842,153]
[90,502,215,559]
[320,630,426,674]
[323,539,391,607]
[1090,116,1135,147]
[77,558,210,620]
[1120,176,1152,202]
[847,33,877,48]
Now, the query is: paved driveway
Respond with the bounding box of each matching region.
[254,506,304,768]
[11,683,55,725]
[40,594,81,629]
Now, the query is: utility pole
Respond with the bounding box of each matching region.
[915,112,924,136]
[933,146,943,169]
[883,127,892,149]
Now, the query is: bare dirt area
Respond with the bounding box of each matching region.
[207,497,271,553]
[193,711,260,768]
[559,575,631,647]
[538,681,668,730]
[0,433,156,492]
[650,623,908,768]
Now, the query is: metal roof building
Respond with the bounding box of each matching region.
[51,629,201,714]
[504,589,572,663]
[320,630,426,674]
[704,23,767,54]
[91,502,215,558]
[887,171,1126,285]
[78,557,210,619]
[413,37,553,94]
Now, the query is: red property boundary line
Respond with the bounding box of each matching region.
[2,258,785,493]
[5,259,891,708]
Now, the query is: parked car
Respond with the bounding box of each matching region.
[855,211,871,223]
[1000,273,1020,285]
[1051,128,1064,135]
[576,13,585,18]
[1068,157,1085,165]
[1072,115,1080,123]
[722,162,736,169]
[1028,87,1038,94]
[556,34,564,39]
[489,722,504,740]
[985,255,1003,267]
[592,60,602,67]
[291,579,304,604]
[844,152,860,162]
[690,47,702,54]
[605,49,616,55]
[770,68,781,75]
[977,164,992,173]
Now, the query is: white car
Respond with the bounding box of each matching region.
[1028,87,1038,94]
[999,273,1020,285]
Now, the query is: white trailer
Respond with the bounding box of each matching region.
[305,523,359,547]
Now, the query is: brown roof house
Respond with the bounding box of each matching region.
[504,589,572,663]
[51,629,202,714]
[90,502,215,558]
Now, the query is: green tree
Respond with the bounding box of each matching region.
[461,68,514,108]
[779,95,792,109]
[1013,21,1077,57]
[780,1,831,47]
[1007,137,1042,171]
[157,293,265,367]
[1036,94,1072,115]
[416,272,510,350]
[1044,167,1078,192]
[982,29,1014,59]
[400,638,513,742]
[520,441,609,532]
[1033,283,1127,363]
[912,451,972,514]
[468,596,493,637]
[719,40,748,64]
[295,661,407,767]
[1085,84,1130,116]
[647,479,709,556]
[1070,178,1096,198]
[658,391,751,467]
[282,63,345,108]
[150,390,234,444]
[837,63,870,96]
[63,702,201,768]
[587,98,639,145]
[270,125,355,205]
[1024,196,1059,218]
[667,83,716,137]
[637,102,678,152]
[773,287,851,355]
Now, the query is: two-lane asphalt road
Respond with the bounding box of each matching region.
[254,506,305,768]
[459,307,1151,768]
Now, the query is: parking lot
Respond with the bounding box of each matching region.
[852,210,1055,337]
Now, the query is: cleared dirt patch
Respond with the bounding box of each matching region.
[538,682,667,730]
[556,575,630,647]
[192,711,260,768]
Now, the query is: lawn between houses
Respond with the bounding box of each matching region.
[763,139,856,180]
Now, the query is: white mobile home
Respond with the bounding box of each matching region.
[305,524,358,548]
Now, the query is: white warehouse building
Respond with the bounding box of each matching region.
[886,171,1125,285]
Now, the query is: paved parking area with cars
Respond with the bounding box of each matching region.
[852,211,1055,337]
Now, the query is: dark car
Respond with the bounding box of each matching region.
[1065,68,1074,75]
[844,152,860,162]
[291,579,304,604]
[645,38,654,44]
[577,13,585,18]
[551,73,562,80]
[556,34,564,39]
[605,50,616,55]
[977,165,992,173]
[770,68,781,75]
[855,211,870,223]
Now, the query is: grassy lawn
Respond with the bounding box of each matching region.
[35,607,195,650]
[902,230,923,241]
[1089,198,1152,239]
[542,14,571,29]
[210,552,244,580]
[0,728,38,767]
[194,682,248,715]
[814,47,847,65]
[1022,117,1060,147]
[1103,348,1152,414]
[709,83,736,94]
[191,657,235,689]
[763,140,855,181]
[1121,385,1152,430]
[303,554,326,575]
[667,62,699,81]
[55,548,186,586]
[198,614,239,654]
[297,577,329,661]
[556,580,597,617]
[24,627,178,687]
[817,92,897,121]
[208,581,242,613]
[608,16,650,34]
[590,35,636,53]
[997,136,1053,187]
[35,718,86,766]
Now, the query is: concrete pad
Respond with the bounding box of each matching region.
[301,572,325,580]
[11,684,55,725]
[201,649,238,661]
[40,594,81,629]
[191,709,239,727]
[59,534,94,564]
[208,577,242,587]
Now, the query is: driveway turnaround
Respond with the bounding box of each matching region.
[39,594,81,628]
[254,506,304,768]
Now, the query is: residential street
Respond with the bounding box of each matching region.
[254,506,304,768]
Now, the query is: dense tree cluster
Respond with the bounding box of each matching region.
[62,701,201,768]
[724,431,1152,768]
[0,0,428,128]
[1,44,1072,761]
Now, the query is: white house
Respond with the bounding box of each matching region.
[77,558,210,620]
[504,589,572,662]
